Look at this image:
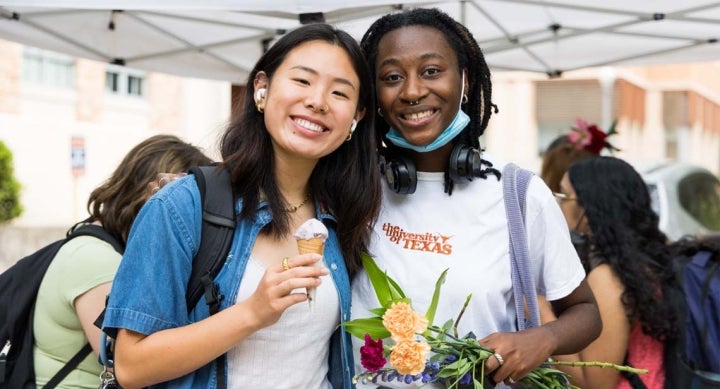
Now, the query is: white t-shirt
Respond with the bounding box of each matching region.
[351,156,585,388]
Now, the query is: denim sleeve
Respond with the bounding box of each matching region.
[103,176,203,336]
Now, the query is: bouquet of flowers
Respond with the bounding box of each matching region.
[343,254,646,389]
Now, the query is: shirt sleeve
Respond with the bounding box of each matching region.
[526,176,586,301]
[103,176,203,336]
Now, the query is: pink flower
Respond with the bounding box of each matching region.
[567,118,609,154]
[360,334,387,372]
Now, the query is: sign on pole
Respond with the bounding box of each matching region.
[71,136,85,177]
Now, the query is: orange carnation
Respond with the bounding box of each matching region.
[382,302,428,341]
[389,339,431,375]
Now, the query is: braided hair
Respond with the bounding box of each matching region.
[360,7,499,194]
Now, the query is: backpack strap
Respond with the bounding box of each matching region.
[187,165,236,389]
[49,224,123,388]
[68,223,125,254]
[502,163,540,330]
[44,343,92,389]
[186,165,236,314]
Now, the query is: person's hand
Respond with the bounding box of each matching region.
[243,254,328,329]
[480,327,556,385]
[146,172,186,198]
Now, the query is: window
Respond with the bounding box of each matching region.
[535,80,606,154]
[22,47,75,88]
[105,65,146,97]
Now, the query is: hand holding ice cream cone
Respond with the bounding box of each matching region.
[293,218,328,311]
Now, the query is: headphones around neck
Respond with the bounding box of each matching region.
[381,143,483,194]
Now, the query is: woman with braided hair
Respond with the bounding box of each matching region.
[350,7,601,388]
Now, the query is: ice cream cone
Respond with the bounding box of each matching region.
[293,219,329,312]
[297,238,325,255]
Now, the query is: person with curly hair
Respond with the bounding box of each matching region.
[544,156,678,389]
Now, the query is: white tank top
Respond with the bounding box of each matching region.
[227,257,339,388]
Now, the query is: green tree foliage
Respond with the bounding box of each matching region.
[0,140,23,223]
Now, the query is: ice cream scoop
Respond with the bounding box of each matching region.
[294,218,328,311]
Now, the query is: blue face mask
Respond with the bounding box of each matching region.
[385,72,468,153]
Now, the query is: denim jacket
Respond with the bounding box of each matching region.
[103,175,354,389]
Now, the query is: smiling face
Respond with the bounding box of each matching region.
[255,40,364,162]
[375,25,466,148]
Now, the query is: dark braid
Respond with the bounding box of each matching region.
[360,8,498,194]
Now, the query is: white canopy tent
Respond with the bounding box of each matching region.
[0,0,718,83]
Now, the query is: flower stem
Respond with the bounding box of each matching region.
[548,360,648,374]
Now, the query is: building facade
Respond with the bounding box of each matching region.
[0,39,230,269]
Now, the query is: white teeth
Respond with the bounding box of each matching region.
[405,110,433,121]
[295,118,324,132]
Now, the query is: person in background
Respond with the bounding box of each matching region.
[33,134,211,388]
[350,8,601,388]
[102,23,381,389]
[542,156,678,389]
[540,118,618,193]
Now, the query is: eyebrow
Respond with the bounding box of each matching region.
[377,53,447,69]
[290,65,356,90]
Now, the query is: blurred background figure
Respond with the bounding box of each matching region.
[540,118,618,193]
[542,156,678,389]
[33,134,211,388]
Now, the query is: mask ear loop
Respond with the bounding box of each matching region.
[458,71,466,111]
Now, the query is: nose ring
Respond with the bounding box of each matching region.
[317,104,329,113]
[409,99,420,106]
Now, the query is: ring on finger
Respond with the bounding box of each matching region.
[282,257,291,270]
[493,352,504,366]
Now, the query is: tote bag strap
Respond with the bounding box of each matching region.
[502,163,540,330]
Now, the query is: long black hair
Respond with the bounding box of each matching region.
[360,8,497,193]
[219,23,381,276]
[568,156,677,341]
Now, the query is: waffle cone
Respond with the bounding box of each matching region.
[296,238,325,255]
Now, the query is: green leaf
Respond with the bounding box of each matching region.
[369,307,387,316]
[341,317,390,340]
[425,268,448,326]
[360,253,394,307]
[385,275,407,301]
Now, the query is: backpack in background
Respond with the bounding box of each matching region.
[664,249,720,389]
[0,222,124,389]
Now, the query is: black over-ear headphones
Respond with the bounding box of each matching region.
[381,143,483,194]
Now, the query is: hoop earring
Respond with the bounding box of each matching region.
[377,108,384,117]
[462,94,468,104]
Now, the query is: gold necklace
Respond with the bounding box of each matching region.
[283,193,310,213]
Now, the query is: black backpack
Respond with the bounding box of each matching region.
[97,165,236,389]
[0,222,125,389]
